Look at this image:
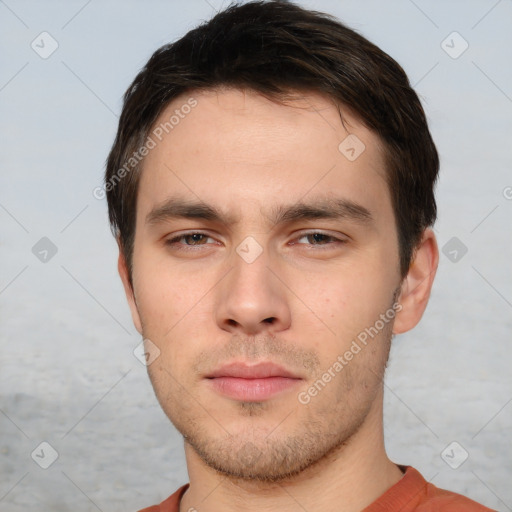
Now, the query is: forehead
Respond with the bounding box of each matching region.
[136,87,391,227]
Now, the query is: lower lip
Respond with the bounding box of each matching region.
[207,377,301,401]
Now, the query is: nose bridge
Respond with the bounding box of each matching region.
[214,236,291,333]
[230,236,275,304]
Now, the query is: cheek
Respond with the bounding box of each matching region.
[292,263,395,352]
[133,253,206,332]
[297,266,376,317]
[132,254,219,379]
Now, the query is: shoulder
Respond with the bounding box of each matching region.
[406,467,496,512]
[364,466,495,512]
[420,483,495,511]
[137,484,190,512]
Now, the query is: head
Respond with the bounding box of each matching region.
[106,0,439,482]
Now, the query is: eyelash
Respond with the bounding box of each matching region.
[164,231,346,251]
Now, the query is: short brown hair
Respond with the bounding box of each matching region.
[105,0,439,282]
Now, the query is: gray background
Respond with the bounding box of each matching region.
[1,0,511,510]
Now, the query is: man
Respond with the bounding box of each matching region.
[105,1,494,510]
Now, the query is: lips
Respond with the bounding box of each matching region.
[206,362,303,401]
[207,362,301,379]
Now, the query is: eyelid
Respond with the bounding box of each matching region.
[164,229,348,249]
[165,231,217,246]
[292,230,348,245]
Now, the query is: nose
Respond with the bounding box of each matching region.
[214,244,291,336]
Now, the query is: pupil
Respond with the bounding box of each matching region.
[191,234,202,243]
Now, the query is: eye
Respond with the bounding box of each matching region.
[165,232,215,248]
[294,231,346,247]
[164,230,346,252]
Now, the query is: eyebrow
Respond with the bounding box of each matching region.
[145,195,373,228]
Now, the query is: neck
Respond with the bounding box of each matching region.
[179,391,403,512]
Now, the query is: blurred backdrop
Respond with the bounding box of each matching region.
[1,0,511,510]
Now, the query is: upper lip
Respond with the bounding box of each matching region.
[206,362,302,379]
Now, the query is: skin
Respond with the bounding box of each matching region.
[118,87,439,512]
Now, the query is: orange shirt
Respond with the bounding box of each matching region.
[138,466,495,512]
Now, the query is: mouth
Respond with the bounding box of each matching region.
[205,361,303,401]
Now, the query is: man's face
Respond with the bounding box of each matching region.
[124,88,404,481]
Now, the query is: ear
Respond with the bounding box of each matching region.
[393,228,439,334]
[117,238,143,335]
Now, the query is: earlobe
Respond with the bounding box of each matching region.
[393,228,439,335]
[117,239,143,335]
